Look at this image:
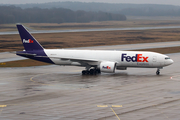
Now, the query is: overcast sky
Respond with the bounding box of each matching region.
[1,0,180,6]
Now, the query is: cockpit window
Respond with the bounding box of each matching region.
[165,57,170,60]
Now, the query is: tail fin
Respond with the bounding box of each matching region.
[17,24,44,51]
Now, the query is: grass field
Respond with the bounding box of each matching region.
[0,59,50,67]
[132,46,180,54]
[1,28,180,52]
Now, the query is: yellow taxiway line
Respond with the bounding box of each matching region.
[111,107,121,120]
[0,105,7,116]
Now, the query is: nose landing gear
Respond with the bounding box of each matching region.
[156,68,162,75]
[156,69,160,75]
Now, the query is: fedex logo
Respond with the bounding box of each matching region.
[121,54,149,62]
[102,66,111,69]
[23,39,34,43]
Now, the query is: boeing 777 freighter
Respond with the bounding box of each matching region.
[16,24,174,75]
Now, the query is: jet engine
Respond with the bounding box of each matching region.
[100,61,116,73]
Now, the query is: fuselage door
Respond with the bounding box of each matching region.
[153,56,157,66]
[153,56,157,62]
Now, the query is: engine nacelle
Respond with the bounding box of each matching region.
[100,61,116,73]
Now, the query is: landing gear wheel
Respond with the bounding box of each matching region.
[156,69,160,75]
[82,70,86,75]
[82,70,90,75]
[82,69,101,75]
[156,71,160,75]
[96,69,101,74]
[90,69,95,75]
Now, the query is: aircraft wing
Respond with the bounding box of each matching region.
[16,52,100,63]
[37,56,100,63]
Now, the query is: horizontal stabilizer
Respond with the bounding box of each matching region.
[16,52,37,56]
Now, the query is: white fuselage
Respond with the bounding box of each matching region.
[44,49,173,68]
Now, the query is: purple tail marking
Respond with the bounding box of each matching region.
[17,24,43,51]
[16,24,54,64]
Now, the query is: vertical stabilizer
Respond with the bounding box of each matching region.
[17,24,44,51]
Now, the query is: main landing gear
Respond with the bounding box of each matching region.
[82,69,101,75]
[156,68,162,75]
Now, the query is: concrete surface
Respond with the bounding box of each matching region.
[0,53,180,120]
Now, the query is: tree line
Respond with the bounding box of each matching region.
[120,8,180,16]
[0,6,126,24]
[15,2,180,16]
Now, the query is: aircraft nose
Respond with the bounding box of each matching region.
[166,59,174,66]
[170,59,174,64]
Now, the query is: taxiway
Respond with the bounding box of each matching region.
[0,52,180,120]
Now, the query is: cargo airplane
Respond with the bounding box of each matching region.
[16,24,173,75]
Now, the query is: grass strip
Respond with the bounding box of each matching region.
[0,59,50,67]
[131,46,180,54]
